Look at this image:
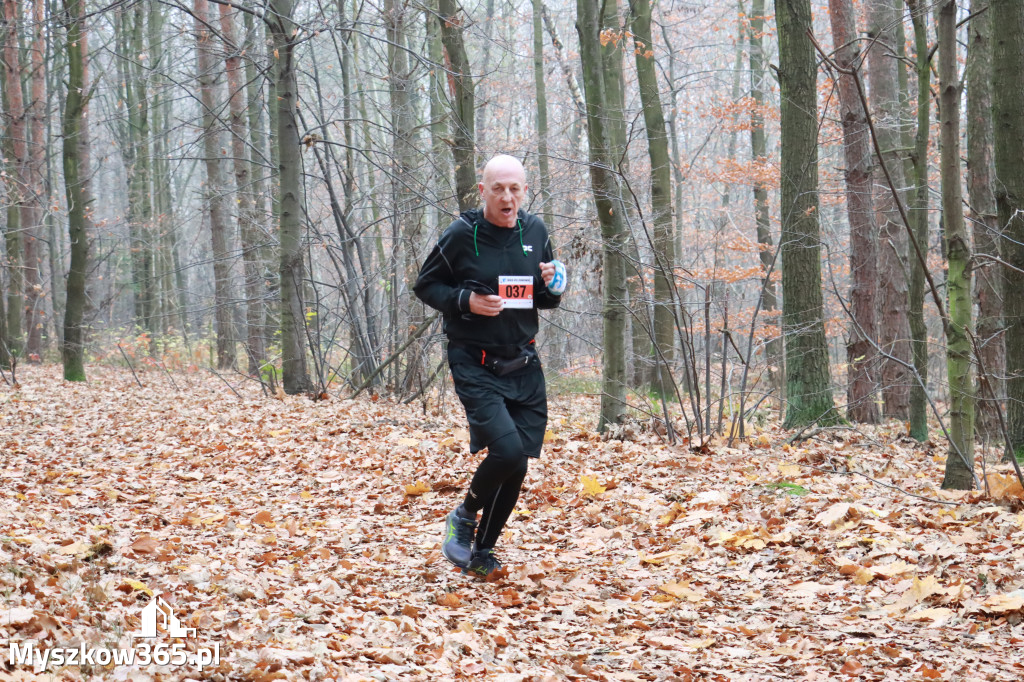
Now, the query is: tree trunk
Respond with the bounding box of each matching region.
[121,3,155,343]
[991,0,1024,459]
[244,9,271,367]
[475,0,496,151]
[966,0,1003,441]
[427,0,451,226]
[24,0,45,359]
[867,0,912,419]
[269,0,312,394]
[541,4,586,123]
[437,0,476,212]
[577,0,628,430]
[219,3,265,375]
[906,0,931,442]
[749,0,782,396]
[195,0,236,370]
[384,0,425,391]
[775,0,838,428]
[631,0,675,398]
[938,0,975,490]
[2,0,26,359]
[828,0,880,423]
[532,0,552,229]
[60,0,91,382]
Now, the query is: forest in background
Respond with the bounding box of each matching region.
[2,0,1024,491]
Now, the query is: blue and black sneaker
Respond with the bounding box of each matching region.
[441,507,476,568]
[463,548,502,577]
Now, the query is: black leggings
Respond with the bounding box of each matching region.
[462,430,529,550]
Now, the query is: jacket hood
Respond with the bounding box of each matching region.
[459,207,484,226]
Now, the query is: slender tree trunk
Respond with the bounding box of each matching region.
[475,0,496,151]
[531,0,552,229]
[269,0,312,394]
[578,0,628,430]
[542,4,586,123]
[437,0,476,212]
[219,3,265,375]
[867,0,912,419]
[966,0,1003,440]
[384,0,425,391]
[829,0,880,423]
[749,0,782,396]
[61,0,91,382]
[991,0,1024,459]
[631,0,675,398]
[2,0,26,359]
[938,0,975,489]
[906,0,931,441]
[426,0,451,225]
[595,1,649,389]
[339,0,380,383]
[122,3,155,343]
[775,0,839,428]
[195,0,236,369]
[244,10,271,366]
[23,0,45,359]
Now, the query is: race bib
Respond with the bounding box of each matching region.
[498,275,534,309]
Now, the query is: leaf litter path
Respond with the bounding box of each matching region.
[1,366,1022,682]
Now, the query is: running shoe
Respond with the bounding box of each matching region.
[463,548,502,577]
[441,507,476,568]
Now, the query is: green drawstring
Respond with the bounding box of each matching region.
[473,219,525,257]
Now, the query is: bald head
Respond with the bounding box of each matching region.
[481,154,527,185]
[479,155,528,228]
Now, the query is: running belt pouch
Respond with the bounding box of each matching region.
[483,352,531,377]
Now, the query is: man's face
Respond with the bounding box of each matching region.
[479,161,527,228]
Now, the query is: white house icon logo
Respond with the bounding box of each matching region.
[137,596,196,638]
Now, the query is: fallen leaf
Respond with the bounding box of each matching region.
[580,475,606,497]
[122,579,153,596]
[814,503,851,528]
[130,535,160,554]
[978,592,1024,614]
[985,472,1024,499]
[3,607,35,626]
[840,659,864,675]
[904,608,954,623]
[436,592,462,608]
[404,480,430,496]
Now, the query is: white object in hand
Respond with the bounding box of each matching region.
[547,260,567,296]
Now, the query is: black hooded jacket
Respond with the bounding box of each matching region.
[413,207,562,358]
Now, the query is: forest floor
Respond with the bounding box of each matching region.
[1,365,1023,681]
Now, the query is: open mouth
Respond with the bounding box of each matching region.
[501,207,514,218]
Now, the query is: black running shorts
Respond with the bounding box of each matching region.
[449,359,547,458]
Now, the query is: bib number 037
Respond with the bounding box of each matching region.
[498,275,534,309]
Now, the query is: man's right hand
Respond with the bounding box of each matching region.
[469,292,503,316]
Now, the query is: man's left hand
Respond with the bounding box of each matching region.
[539,262,556,287]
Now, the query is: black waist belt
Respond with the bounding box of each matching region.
[449,340,537,377]
[448,340,534,359]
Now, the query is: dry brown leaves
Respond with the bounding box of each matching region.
[1,366,1023,681]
